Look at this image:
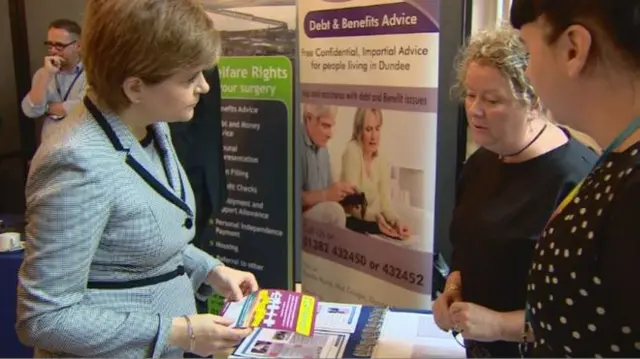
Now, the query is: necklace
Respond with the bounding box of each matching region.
[498,123,548,160]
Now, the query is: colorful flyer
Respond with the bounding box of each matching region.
[222,289,318,336]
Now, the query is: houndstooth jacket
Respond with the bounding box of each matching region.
[16,99,222,358]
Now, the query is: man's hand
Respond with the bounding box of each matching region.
[47,102,66,117]
[207,266,259,301]
[44,56,63,74]
[325,181,355,202]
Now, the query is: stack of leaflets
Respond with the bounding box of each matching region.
[222,289,319,336]
[222,290,382,359]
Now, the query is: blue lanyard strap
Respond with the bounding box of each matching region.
[55,67,84,102]
[548,117,640,222]
[595,116,640,168]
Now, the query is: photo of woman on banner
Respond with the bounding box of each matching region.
[341,107,411,240]
[301,103,353,227]
[432,24,597,358]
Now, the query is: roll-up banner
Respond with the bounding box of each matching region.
[201,1,296,313]
[298,0,441,308]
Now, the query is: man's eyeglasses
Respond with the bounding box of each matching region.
[44,40,76,51]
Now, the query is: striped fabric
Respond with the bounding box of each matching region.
[16,103,222,358]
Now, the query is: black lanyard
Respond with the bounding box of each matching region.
[55,68,84,101]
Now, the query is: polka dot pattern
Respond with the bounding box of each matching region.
[526,143,640,357]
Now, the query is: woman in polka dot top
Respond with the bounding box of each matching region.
[512,0,640,357]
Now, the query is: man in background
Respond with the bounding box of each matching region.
[301,103,352,227]
[22,19,85,142]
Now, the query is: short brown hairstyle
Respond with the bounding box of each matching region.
[49,19,81,38]
[81,0,220,113]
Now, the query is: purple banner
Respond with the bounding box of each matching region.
[302,219,433,294]
[304,2,439,38]
[320,0,441,24]
[301,83,438,113]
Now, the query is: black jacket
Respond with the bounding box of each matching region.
[170,67,227,216]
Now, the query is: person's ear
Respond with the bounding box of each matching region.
[122,77,145,105]
[557,24,593,78]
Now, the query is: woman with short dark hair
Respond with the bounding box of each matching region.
[512,0,640,356]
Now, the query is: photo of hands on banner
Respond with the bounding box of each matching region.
[301,103,429,249]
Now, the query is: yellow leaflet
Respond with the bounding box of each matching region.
[250,290,270,327]
[295,295,316,336]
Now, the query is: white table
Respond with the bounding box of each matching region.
[373,309,465,358]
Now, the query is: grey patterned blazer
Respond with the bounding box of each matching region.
[16,97,222,358]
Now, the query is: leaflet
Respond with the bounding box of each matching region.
[314,302,362,333]
[222,289,318,336]
[230,328,349,359]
